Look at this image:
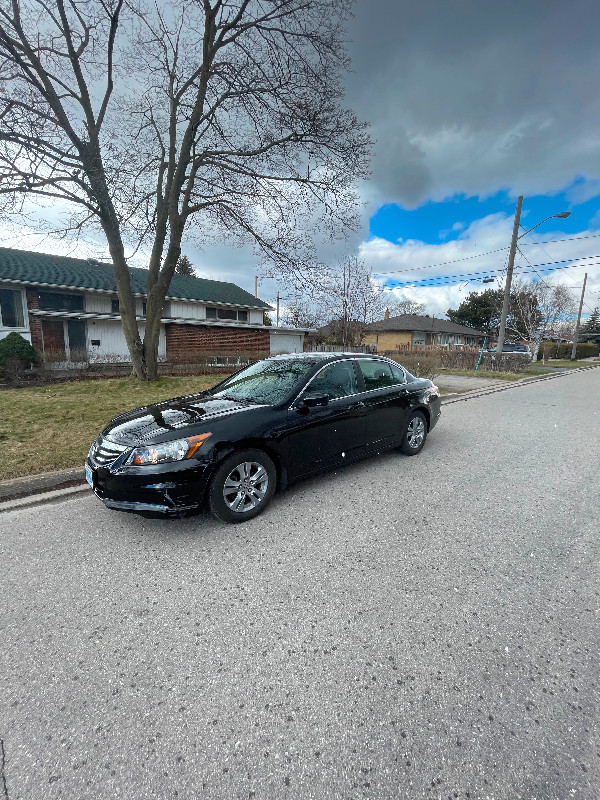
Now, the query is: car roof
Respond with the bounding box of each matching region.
[266,352,381,363]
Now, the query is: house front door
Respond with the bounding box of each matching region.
[41,319,66,360]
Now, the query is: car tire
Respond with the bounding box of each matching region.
[400,410,428,456]
[208,448,276,524]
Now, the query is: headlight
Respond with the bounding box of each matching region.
[124,433,212,466]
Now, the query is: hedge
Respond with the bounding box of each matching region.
[539,342,599,360]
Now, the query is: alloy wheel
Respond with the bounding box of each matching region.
[222,460,269,513]
[406,416,425,449]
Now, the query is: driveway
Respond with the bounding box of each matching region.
[1,367,599,800]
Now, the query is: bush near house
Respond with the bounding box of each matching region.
[0,332,38,384]
[539,342,598,360]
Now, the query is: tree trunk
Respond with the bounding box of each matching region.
[142,226,184,381]
[84,145,148,379]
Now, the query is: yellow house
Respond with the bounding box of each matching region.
[363,313,485,351]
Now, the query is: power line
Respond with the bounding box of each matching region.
[519,232,597,314]
[376,238,600,278]
[373,246,509,276]
[378,255,600,287]
[519,232,600,246]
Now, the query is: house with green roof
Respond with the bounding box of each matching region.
[0,248,310,362]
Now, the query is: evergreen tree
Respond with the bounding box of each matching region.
[175,255,196,277]
[580,307,600,342]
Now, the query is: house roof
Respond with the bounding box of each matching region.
[0,247,271,309]
[365,314,485,337]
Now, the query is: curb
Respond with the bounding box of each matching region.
[440,363,600,405]
[0,466,86,502]
[0,484,89,514]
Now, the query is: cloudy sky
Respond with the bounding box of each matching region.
[3,0,600,320]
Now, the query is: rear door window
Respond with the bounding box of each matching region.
[306,360,358,400]
[357,360,401,391]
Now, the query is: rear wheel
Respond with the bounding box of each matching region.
[208,448,276,524]
[400,411,427,456]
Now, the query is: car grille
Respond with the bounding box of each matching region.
[89,436,129,467]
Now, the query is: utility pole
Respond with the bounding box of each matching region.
[276,292,280,327]
[570,272,587,360]
[496,195,523,357]
[254,275,258,298]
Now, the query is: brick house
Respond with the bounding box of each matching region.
[0,248,310,362]
[362,312,485,350]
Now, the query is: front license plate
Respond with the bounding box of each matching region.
[85,463,93,487]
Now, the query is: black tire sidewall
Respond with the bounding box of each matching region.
[208,448,276,523]
[401,411,427,456]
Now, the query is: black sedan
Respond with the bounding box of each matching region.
[85,353,441,523]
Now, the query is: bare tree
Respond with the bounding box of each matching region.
[387,298,426,317]
[0,0,370,379]
[280,300,324,329]
[511,280,576,361]
[317,255,386,346]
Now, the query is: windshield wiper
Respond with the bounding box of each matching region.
[218,394,262,404]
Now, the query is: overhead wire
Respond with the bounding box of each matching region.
[377,254,600,287]
[518,227,597,315]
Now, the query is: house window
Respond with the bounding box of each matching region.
[205,306,249,322]
[0,289,24,327]
[437,333,458,345]
[38,291,84,312]
[111,298,119,313]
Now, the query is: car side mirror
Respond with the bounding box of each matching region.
[300,393,329,409]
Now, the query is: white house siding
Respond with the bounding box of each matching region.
[169,300,204,319]
[249,310,263,324]
[84,292,114,313]
[270,332,303,355]
[0,329,31,343]
[87,319,166,362]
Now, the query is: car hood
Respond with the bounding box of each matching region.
[102,395,265,446]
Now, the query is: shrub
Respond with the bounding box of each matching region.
[0,332,38,370]
[539,342,598,360]
[385,351,442,380]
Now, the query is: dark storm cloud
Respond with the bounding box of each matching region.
[346,0,600,207]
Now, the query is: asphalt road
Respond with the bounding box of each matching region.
[1,369,599,800]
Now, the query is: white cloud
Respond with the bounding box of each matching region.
[362,214,600,318]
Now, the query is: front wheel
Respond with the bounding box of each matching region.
[208,448,276,524]
[400,411,427,456]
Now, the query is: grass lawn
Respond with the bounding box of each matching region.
[1,375,226,482]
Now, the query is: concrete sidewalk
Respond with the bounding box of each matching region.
[435,373,509,393]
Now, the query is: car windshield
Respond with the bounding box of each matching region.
[210,359,317,405]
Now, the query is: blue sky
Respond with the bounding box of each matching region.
[369,186,600,248]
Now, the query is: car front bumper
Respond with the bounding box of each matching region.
[86,458,213,516]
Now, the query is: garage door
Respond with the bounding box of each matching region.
[270,333,303,355]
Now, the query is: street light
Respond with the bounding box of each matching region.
[496,198,571,356]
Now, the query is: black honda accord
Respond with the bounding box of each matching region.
[86,353,441,523]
